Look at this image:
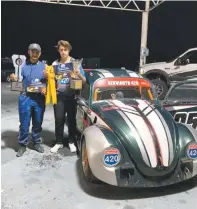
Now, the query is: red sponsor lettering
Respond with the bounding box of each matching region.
[94,77,150,88]
[104,149,119,154]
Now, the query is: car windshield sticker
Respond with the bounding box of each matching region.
[94,77,150,88]
[108,81,139,86]
[187,143,197,159]
[103,148,120,167]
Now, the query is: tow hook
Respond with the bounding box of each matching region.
[184,167,191,178]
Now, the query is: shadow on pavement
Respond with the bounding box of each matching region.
[1,129,55,151]
[75,159,197,200]
[1,130,18,152]
[1,129,75,157]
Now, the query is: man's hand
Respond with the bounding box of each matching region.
[43,70,48,79]
[10,73,18,81]
[41,87,46,96]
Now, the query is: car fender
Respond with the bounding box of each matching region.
[83,125,119,186]
[178,123,197,177]
[145,69,170,86]
[176,123,197,157]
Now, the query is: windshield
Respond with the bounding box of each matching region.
[94,86,156,101]
[165,82,197,102]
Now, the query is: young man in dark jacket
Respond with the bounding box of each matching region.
[49,40,86,153]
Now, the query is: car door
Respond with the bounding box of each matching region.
[162,80,197,129]
[170,50,197,82]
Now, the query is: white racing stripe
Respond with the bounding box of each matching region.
[95,69,114,78]
[111,100,157,168]
[136,99,171,167]
[126,70,140,78]
[97,73,104,78]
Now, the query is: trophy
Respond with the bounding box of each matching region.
[10,55,26,91]
[70,58,83,90]
[27,79,46,93]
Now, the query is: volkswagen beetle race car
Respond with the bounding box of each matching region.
[76,68,197,187]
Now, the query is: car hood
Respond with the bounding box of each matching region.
[142,62,167,72]
[92,99,179,176]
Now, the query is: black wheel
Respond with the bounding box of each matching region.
[80,138,99,183]
[151,79,168,100]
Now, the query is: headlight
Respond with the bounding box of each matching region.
[102,147,121,167]
[186,142,197,159]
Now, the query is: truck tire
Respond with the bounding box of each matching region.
[151,79,168,100]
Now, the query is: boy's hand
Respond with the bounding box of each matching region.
[73,68,81,77]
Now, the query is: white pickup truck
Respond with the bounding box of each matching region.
[140,48,197,99]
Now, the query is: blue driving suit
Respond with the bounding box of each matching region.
[18,61,46,146]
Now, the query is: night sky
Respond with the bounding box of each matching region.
[2,1,197,69]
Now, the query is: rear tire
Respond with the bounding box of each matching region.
[80,138,100,183]
[151,79,168,100]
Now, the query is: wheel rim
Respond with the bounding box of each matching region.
[82,141,89,176]
[154,83,163,96]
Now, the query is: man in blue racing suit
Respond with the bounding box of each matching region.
[11,43,47,157]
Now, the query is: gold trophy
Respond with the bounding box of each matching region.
[10,73,23,92]
[70,58,83,90]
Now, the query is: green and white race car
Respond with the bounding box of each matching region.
[76,69,197,187]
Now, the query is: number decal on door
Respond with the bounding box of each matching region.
[174,111,197,129]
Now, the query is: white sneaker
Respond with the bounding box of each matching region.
[50,144,63,153]
[69,143,76,153]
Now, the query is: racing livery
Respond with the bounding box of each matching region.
[76,68,197,188]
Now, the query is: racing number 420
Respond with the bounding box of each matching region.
[174,111,197,129]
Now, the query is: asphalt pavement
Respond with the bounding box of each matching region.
[1,82,197,209]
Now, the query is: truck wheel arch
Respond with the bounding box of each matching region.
[145,69,170,87]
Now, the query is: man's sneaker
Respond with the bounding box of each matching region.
[69,143,77,153]
[34,144,44,153]
[50,144,63,153]
[16,145,26,157]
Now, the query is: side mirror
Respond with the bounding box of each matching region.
[76,96,88,108]
[175,58,182,66]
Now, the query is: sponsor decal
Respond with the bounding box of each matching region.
[186,143,197,159]
[174,111,197,129]
[103,148,120,167]
[94,77,150,88]
[60,78,70,84]
[107,80,139,86]
[102,106,119,111]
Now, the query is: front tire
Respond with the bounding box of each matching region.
[80,138,99,183]
[151,79,168,100]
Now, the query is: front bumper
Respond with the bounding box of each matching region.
[115,159,197,188]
